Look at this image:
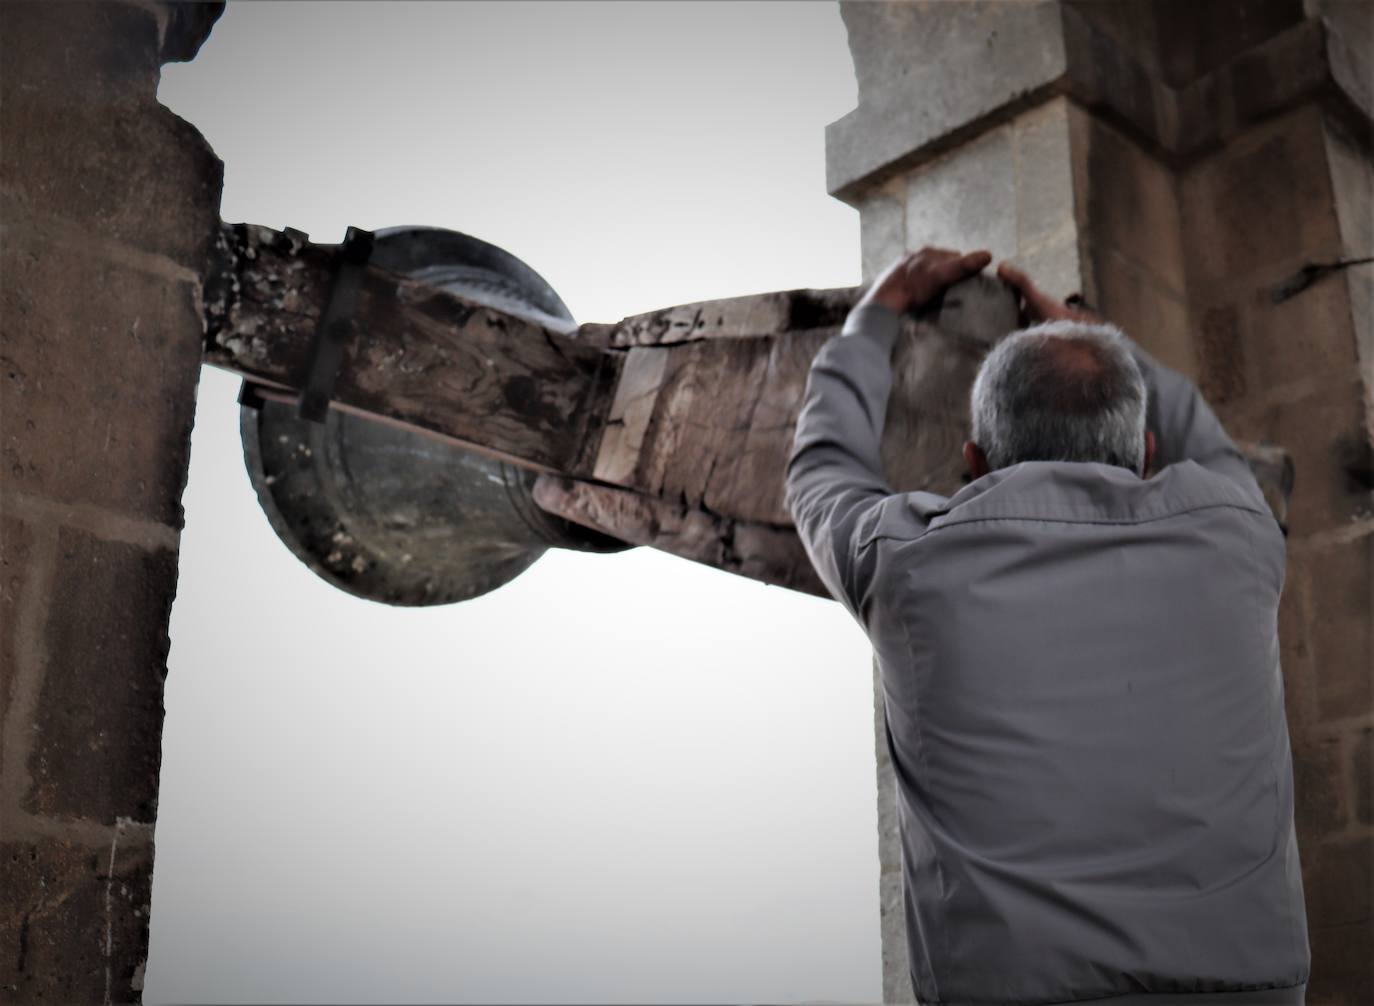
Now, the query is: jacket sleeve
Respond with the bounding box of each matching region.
[783,303,902,619]
[1125,337,1262,496]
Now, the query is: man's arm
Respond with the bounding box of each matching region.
[785,248,990,620]
[1125,339,1256,488]
[784,303,901,618]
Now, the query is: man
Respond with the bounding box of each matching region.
[784,248,1310,1006]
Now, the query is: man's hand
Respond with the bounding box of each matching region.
[859,247,992,315]
[996,263,1102,326]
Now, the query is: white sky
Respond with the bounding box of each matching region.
[151,3,878,1002]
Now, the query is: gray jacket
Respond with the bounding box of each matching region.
[784,304,1309,1006]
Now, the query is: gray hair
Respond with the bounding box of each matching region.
[969,319,1148,475]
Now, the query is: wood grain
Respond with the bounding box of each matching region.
[203,223,618,476]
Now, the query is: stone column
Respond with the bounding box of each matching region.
[0,3,224,1001]
[826,2,1373,1001]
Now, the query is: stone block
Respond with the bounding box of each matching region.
[0,3,161,105]
[1091,247,1196,378]
[827,0,1067,200]
[1354,725,1373,827]
[1004,231,1086,308]
[1323,112,1374,379]
[22,528,177,824]
[1344,270,1374,393]
[1066,0,1304,90]
[1151,0,1306,88]
[1244,266,1361,393]
[1303,531,1374,723]
[1292,734,1348,847]
[1243,385,1373,536]
[1308,918,1374,1005]
[1061,0,1162,80]
[0,834,153,1004]
[1194,303,1249,407]
[0,516,38,730]
[0,72,223,274]
[1058,7,1172,169]
[1068,106,1185,294]
[878,863,913,1004]
[0,225,205,526]
[1230,20,1333,134]
[859,184,906,285]
[1181,108,1344,286]
[906,123,1018,264]
[1300,835,1373,928]
[1014,98,1076,255]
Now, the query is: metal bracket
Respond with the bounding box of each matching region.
[299,226,375,422]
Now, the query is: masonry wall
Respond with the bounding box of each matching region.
[0,3,223,1001]
[830,2,1373,1001]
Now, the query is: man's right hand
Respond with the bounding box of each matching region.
[997,263,1102,326]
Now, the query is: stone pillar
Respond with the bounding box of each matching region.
[826,2,1373,1001]
[0,3,223,1001]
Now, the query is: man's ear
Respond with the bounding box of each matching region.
[963,441,990,480]
[1143,430,1156,477]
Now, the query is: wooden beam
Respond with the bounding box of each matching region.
[530,475,828,598]
[203,223,619,476]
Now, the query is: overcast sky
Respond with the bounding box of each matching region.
[150,3,878,1002]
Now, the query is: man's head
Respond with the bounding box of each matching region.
[964,319,1154,480]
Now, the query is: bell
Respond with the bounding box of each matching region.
[238,226,631,607]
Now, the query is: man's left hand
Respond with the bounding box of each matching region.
[858,247,992,316]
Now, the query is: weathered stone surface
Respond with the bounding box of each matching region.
[0,516,37,734]
[1300,835,1373,928]
[1070,108,1185,295]
[1004,231,1083,306]
[827,0,1068,200]
[1292,735,1348,847]
[0,3,223,272]
[0,2,161,103]
[1067,0,1305,89]
[1308,918,1374,1005]
[1015,99,1076,255]
[1091,250,1196,379]
[22,529,177,824]
[1181,108,1343,286]
[1354,725,1373,827]
[832,1,1368,204]
[859,184,906,285]
[1304,531,1374,722]
[1194,304,1248,406]
[906,124,1019,264]
[872,659,913,1006]
[1240,384,1373,536]
[1246,266,1361,395]
[0,833,153,1004]
[1323,113,1374,383]
[0,228,207,527]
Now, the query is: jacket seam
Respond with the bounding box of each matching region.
[860,501,1268,549]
